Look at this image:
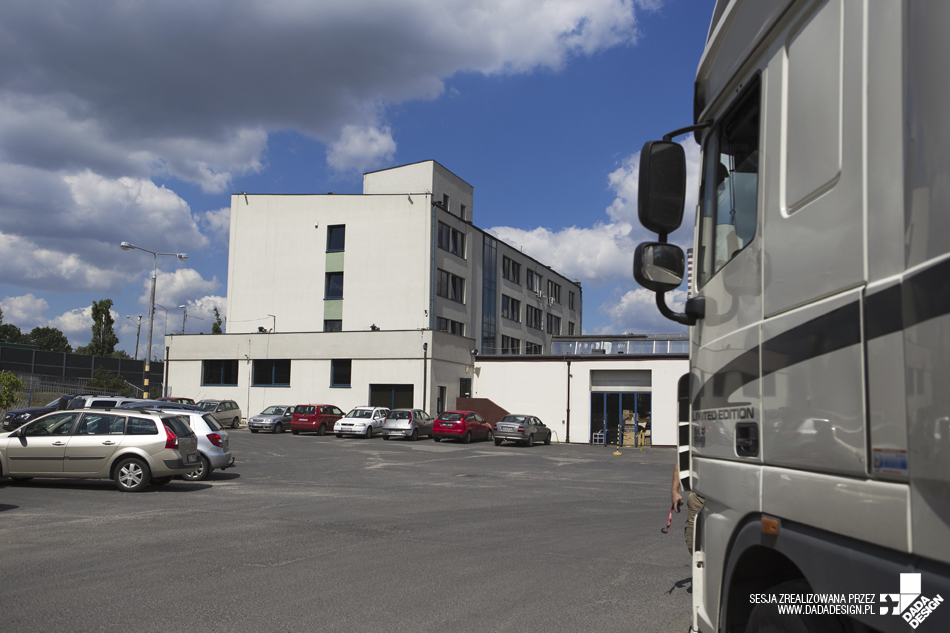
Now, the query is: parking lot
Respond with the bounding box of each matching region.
[0,430,692,633]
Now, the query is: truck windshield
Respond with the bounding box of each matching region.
[697,78,760,288]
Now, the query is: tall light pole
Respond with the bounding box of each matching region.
[182,306,188,334]
[121,242,187,396]
[126,315,143,360]
[156,304,186,340]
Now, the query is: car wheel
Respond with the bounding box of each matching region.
[114,457,150,492]
[336,433,344,438]
[433,436,441,442]
[151,476,173,486]
[544,432,552,445]
[526,434,534,447]
[182,455,211,482]
[494,438,502,446]
[463,431,472,444]
[365,427,373,439]
[317,423,327,436]
[409,429,418,441]
[486,429,493,441]
[231,417,239,429]
[291,429,300,435]
[383,435,391,440]
[274,423,283,434]
[250,429,259,433]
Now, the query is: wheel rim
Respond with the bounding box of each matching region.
[275,423,282,433]
[186,458,204,480]
[119,462,144,488]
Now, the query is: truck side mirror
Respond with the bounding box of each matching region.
[638,141,687,235]
[633,242,685,293]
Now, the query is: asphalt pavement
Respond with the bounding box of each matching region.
[0,430,693,633]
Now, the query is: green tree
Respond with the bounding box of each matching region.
[0,323,25,344]
[110,349,132,359]
[212,307,223,334]
[0,371,25,410]
[84,367,137,397]
[25,326,72,353]
[78,299,119,356]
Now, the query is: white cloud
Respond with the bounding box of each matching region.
[596,287,687,334]
[327,125,397,173]
[1,293,49,325]
[48,307,94,347]
[200,207,231,246]
[141,268,221,312]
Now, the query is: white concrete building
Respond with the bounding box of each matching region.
[166,161,583,418]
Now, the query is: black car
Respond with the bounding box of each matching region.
[2,395,80,431]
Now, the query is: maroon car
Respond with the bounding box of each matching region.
[432,410,493,444]
[291,404,344,436]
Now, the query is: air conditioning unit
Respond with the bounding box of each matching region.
[535,290,543,300]
[547,296,555,306]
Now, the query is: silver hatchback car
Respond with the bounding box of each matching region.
[493,414,552,447]
[248,406,294,433]
[382,409,434,441]
[196,399,243,429]
[0,409,200,492]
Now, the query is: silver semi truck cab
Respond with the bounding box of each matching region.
[634,1,950,632]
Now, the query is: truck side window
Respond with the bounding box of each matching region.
[697,78,760,288]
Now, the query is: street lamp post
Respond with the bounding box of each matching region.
[156,304,186,339]
[126,315,143,360]
[121,242,187,397]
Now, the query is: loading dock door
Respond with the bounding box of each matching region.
[370,384,414,410]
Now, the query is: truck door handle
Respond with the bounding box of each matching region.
[735,423,759,457]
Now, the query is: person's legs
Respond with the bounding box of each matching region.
[685,492,705,554]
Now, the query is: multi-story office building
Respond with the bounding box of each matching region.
[166,161,582,417]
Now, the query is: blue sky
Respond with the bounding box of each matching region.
[0,0,712,359]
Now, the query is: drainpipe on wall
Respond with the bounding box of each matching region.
[163,346,170,397]
[422,342,428,411]
[566,359,571,443]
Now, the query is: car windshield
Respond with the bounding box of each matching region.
[346,409,373,418]
[45,398,62,407]
[296,406,315,415]
[196,402,217,412]
[501,415,527,423]
[439,412,464,421]
[202,414,223,431]
[388,411,410,420]
[261,406,285,415]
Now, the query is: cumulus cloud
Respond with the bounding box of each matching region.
[327,125,397,173]
[0,293,49,325]
[200,207,231,246]
[597,287,688,334]
[142,269,221,311]
[48,306,96,347]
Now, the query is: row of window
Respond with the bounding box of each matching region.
[501,256,575,309]
[437,221,465,258]
[203,359,352,388]
[501,295,574,334]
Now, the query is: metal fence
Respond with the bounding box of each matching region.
[0,345,164,416]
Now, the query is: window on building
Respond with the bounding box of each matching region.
[525,342,542,355]
[442,193,450,211]
[569,291,576,310]
[438,386,447,414]
[437,269,465,303]
[202,360,238,386]
[460,204,467,221]
[325,272,344,299]
[501,295,521,322]
[501,335,520,355]
[568,322,575,335]
[331,359,351,387]
[459,377,472,398]
[502,256,521,284]
[546,314,561,335]
[547,281,561,304]
[527,270,541,292]
[327,225,345,252]
[253,359,291,386]
[436,317,465,336]
[526,306,543,330]
[324,320,342,332]
[437,221,466,258]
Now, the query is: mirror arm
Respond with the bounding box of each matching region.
[662,120,713,142]
[656,293,705,326]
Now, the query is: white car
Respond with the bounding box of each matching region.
[334,407,390,439]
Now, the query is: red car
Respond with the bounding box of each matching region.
[291,404,344,436]
[432,410,493,444]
